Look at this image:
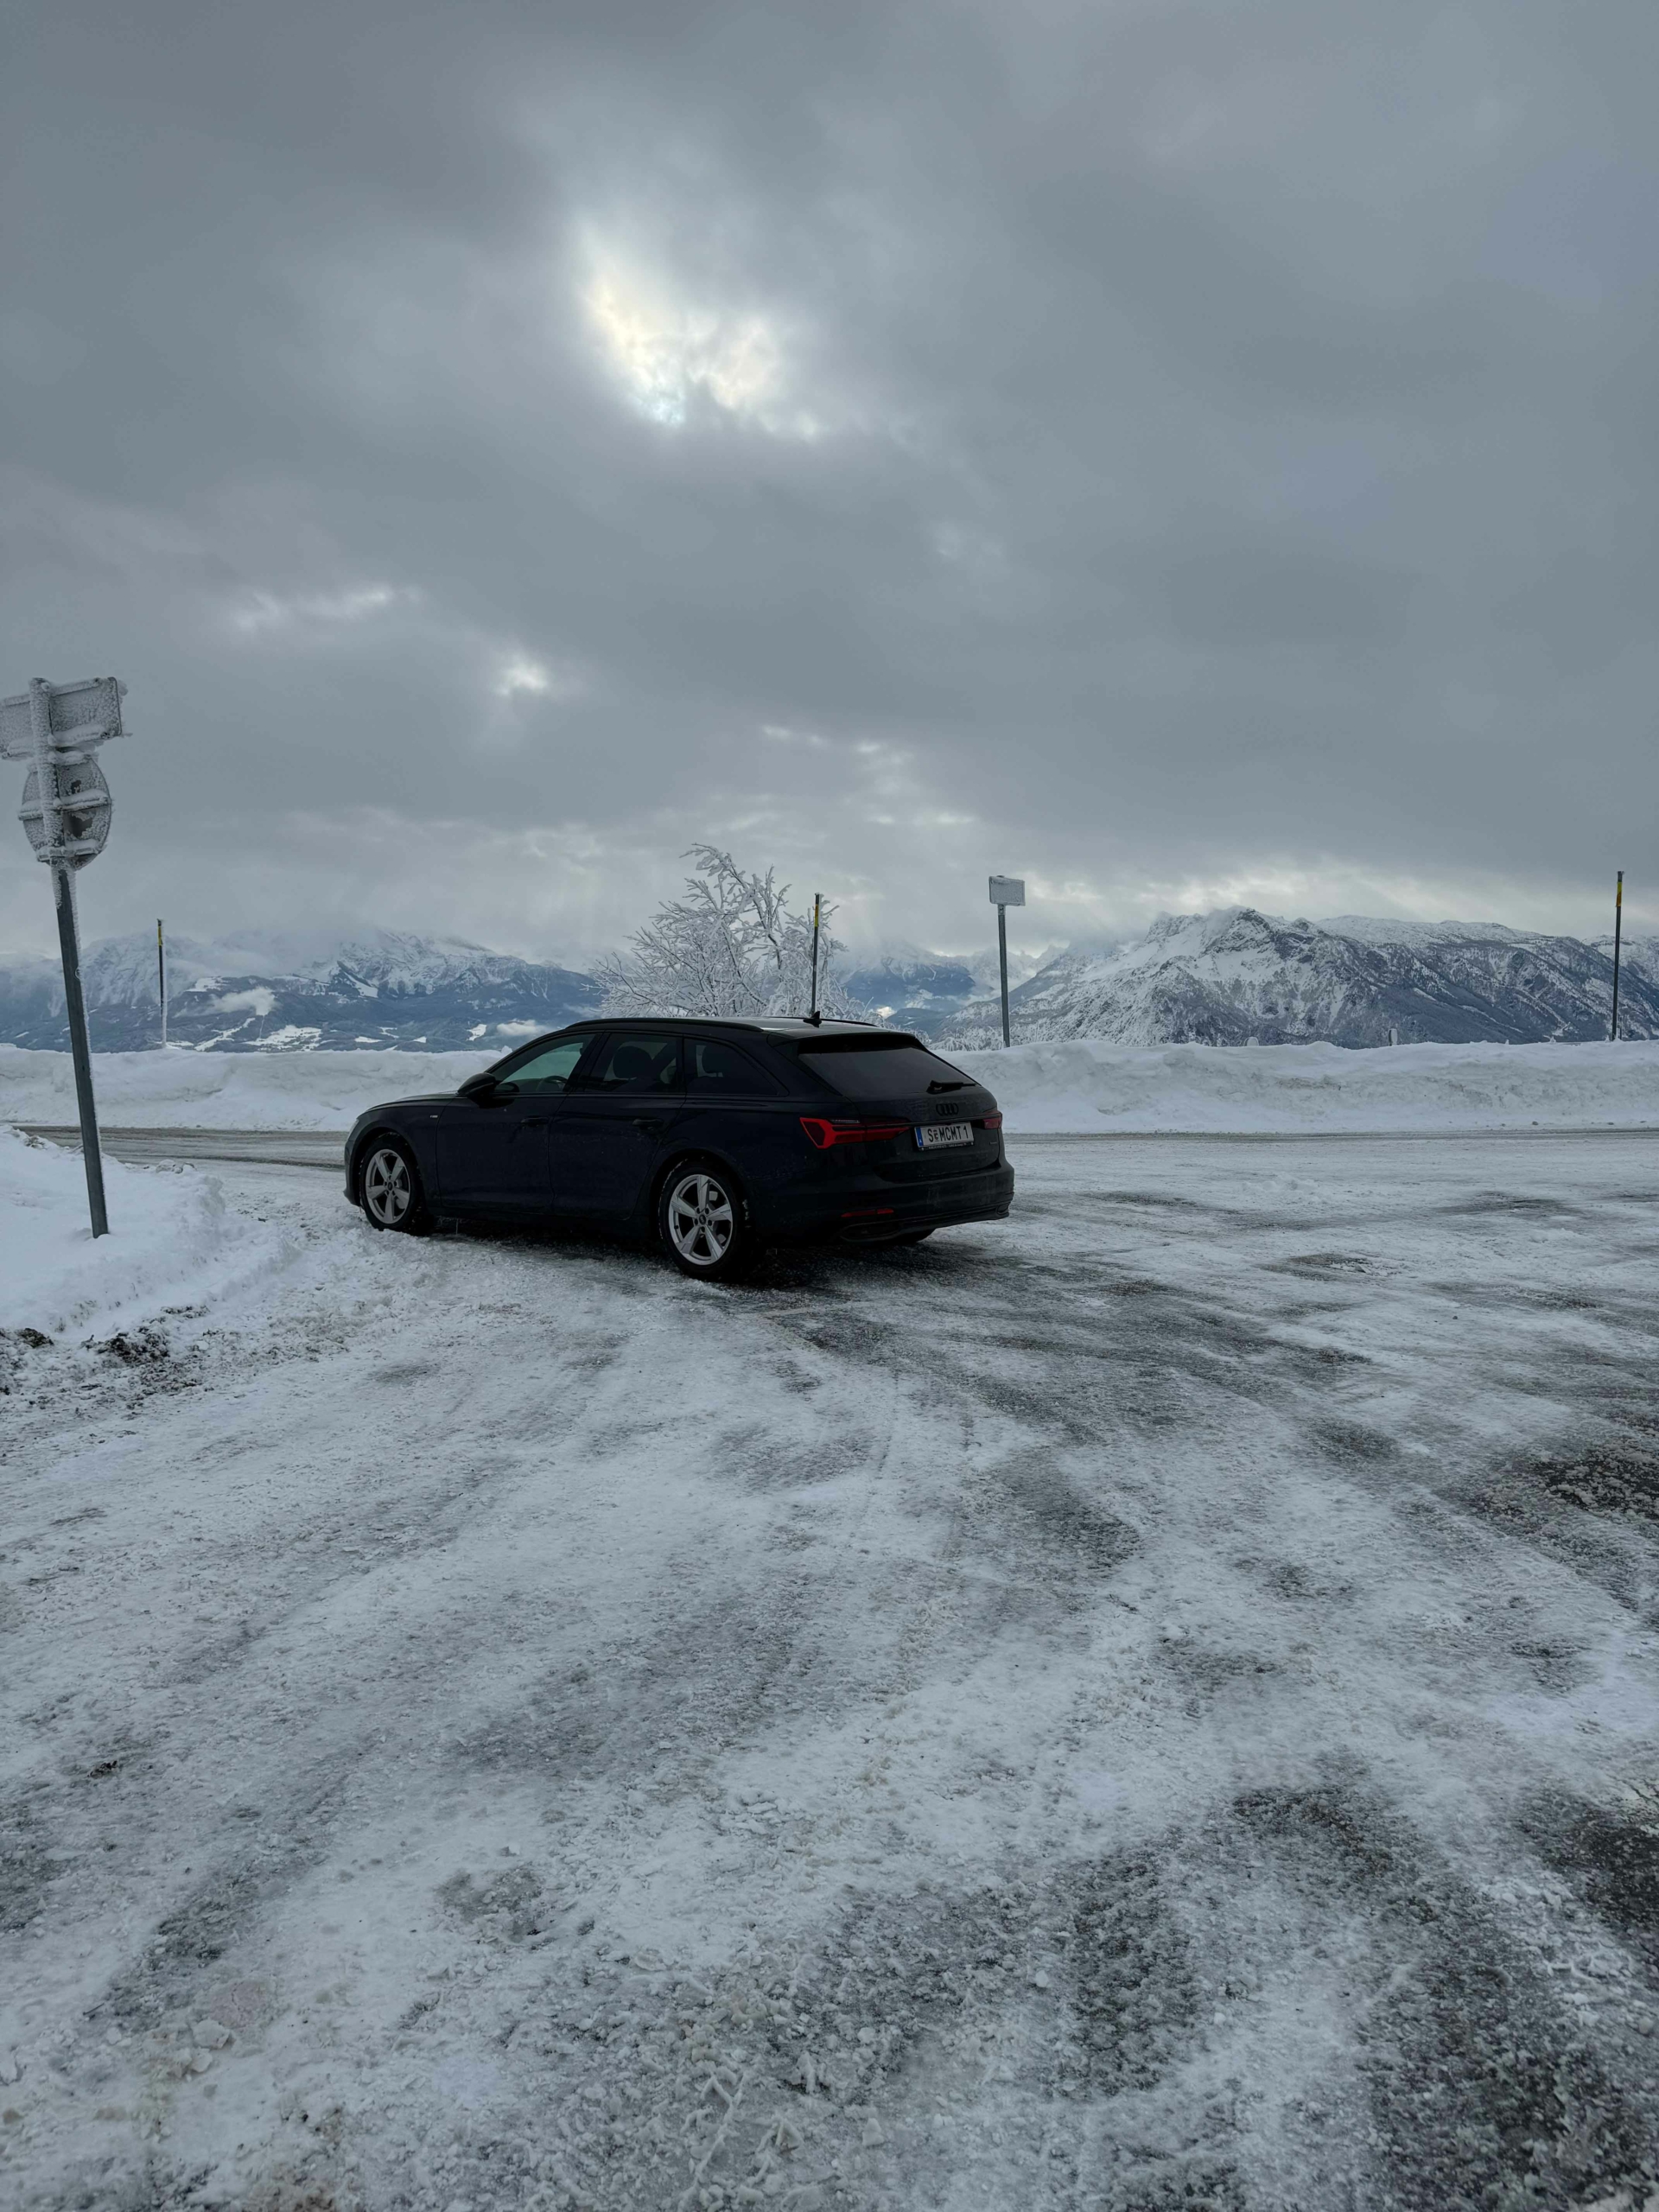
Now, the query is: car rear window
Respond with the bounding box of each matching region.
[796,1036,976,1099]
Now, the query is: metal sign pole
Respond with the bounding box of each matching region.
[809,893,822,1020]
[1611,870,1624,1042]
[4,672,127,1238]
[29,679,107,1234]
[997,903,1010,1046]
[988,875,1025,1050]
[157,917,168,1048]
[55,865,108,1234]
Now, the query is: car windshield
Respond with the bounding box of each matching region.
[796,1036,975,1099]
[493,1033,592,1094]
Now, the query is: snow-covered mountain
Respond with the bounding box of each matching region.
[0,927,601,1052]
[1593,931,1659,990]
[842,939,1073,1033]
[942,908,1659,1047]
[842,946,982,1024]
[4,910,1650,1054]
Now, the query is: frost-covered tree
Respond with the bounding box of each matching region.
[597,846,856,1020]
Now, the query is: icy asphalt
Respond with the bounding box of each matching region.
[4,1135,1659,2212]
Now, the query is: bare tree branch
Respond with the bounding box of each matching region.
[597,848,856,1020]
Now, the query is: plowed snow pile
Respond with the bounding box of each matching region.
[981,1036,1659,1132]
[2,1036,1657,1134]
[0,1126,279,1337]
[0,1044,488,1131]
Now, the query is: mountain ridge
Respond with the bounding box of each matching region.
[0,927,601,1052]
[0,911,1651,1052]
[940,906,1658,1047]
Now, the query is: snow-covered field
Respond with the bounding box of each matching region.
[4,1036,1659,1136]
[4,1134,1659,2209]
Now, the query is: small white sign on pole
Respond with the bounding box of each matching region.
[988,875,1025,908]
[0,674,125,765]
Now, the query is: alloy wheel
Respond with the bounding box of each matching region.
[666,1171,734,1268]
[363,1146,412,1227]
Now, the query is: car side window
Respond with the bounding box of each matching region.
[498,1033,593,1095]
[686,1039,785,1096]
[580,1033,682,1093]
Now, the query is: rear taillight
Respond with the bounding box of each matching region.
[799,1116,911,1148]
[981,1112,1003,1130]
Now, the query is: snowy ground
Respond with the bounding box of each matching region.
[4,1036,1659,1135]
[4,1135,1659,2211]
[0,1128,287,1339]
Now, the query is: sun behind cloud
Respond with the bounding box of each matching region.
[579,238,817,437]
[494,655,554,698]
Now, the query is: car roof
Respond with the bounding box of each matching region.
[746,1019,893,1037]
[580,1015,892,1038]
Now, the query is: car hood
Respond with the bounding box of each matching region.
[351,1092,456,1121]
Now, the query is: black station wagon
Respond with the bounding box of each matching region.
[345,1018,1014,1280]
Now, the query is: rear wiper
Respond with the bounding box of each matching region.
[927,1079,970,1092]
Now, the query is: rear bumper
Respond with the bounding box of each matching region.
[762,1163,1015,1246]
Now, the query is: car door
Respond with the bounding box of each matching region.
[437,1032,594,1213]
[674,1033,792,1197]
[553,1031,683,1218]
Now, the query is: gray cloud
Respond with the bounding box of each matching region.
[3,0,1655,960]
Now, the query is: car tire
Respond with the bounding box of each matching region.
[359,1137,432,1236]
[658,1160,759,1281]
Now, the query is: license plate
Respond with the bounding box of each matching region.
[916,1122,973,1150]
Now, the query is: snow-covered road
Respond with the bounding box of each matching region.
[4,1136,1659,2212]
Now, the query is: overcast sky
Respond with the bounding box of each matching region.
[3,0,1655,963]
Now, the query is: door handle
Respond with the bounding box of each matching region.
[632,1114,671,1131]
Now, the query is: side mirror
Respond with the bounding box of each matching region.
[458,1072,516,1104]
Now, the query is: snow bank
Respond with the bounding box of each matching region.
[0,1127,279,1338]
[958,1036,1659,1134]
[0,1044,492,1130]
[3,1036,1658,1137]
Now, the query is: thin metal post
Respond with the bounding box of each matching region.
[1611,870,1624,1042]
[809,893,822,1020]
[55,863,107,1235]
[29,679,106,1234]
[157,917,167,1047]
[997,902,1010,1047]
